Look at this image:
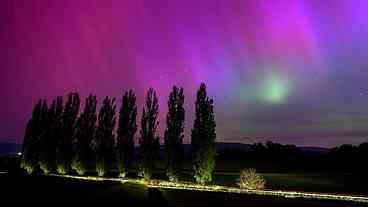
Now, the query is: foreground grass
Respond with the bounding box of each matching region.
[2,155,367,195]
[1,156,367,206]
[47,173,368,204]
[1,173,366,207]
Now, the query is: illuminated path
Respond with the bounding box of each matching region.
[49,174,368,203]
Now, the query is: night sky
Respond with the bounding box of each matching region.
[1,0,368,147]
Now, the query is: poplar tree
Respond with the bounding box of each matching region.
[191,83,216,184]
[94,97,116,177]
[39,97,63,174]
[72,94,97,175]
[116,90,137,178]
[164,86,185,182]
[57,93,80,174]
[21,100,47,174]
[21,119,36,174]
[139,88,160,180]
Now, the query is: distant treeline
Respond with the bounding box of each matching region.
[217,141,368,173]
[21,83,216,184]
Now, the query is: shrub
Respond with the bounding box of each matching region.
[138,165,152,181]
[71,157,86,176]
[167,168,178,182]
[39,161,51,175]
[57,164,67,175]
[96,162,105,177]
[118,169,127,178]
[238,168,265,190]
[20,160,34,175]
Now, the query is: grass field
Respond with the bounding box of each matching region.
[209,172,366,195]
[1,155,367,206]
[0,174,364,207]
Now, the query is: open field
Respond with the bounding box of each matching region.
[210,172,366,195]
[1,155,368,206]
[0,174,364,207]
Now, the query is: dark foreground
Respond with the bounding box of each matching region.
[0,175,364,207]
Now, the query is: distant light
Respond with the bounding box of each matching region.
[17,152,22,156]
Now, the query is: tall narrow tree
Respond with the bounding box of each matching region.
[21,119,36,174]
[116,90,137,178]
[191,83,216,184]
[39,97,63,174]
[164,86,185,182]
[21,99,48,174]
[94,97,116,177]
[57,93,80,174]
[72,94,97,175]
[139,88,160,180]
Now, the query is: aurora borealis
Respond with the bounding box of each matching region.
[1,0,368,147]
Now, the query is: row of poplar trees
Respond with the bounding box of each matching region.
[21,83,216,184]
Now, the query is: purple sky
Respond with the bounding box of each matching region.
[1,0,368,147]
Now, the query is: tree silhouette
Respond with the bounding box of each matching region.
[191,83,216,184]
[72,94,97,175]
[139,88,160,180]
[21,119,36,174]
[21,99,48,174]
[116,90,137,178]
[39,97,63,174]
[164,86,185,182]
[94,96,116,177]
[57,93,80,174]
